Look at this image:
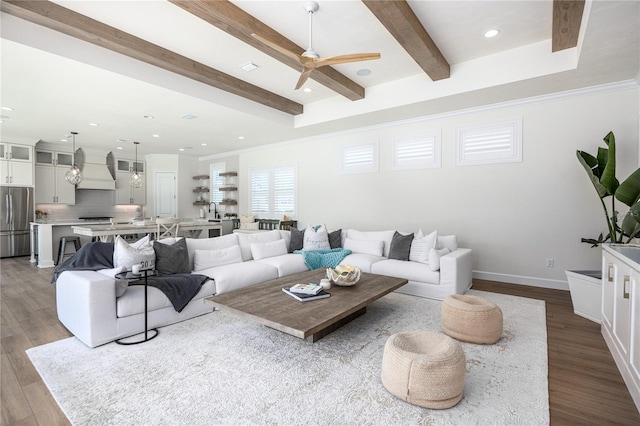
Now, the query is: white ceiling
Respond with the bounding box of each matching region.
[1,0,638,158]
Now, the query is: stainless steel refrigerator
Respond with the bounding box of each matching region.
[1,186,34,258]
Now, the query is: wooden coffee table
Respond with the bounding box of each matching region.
[205,269,407,342]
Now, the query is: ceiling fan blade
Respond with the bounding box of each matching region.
[251,33,303,64]
[295,66,315,90]
[314,53,381,68]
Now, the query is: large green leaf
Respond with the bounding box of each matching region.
[615,168,640,207]
[577,150,607,198]
[621,206,640,240]
[600,131,619,195]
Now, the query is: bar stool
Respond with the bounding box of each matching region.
[57,236,81,265]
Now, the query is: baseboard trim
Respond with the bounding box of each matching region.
[473,271,569,291]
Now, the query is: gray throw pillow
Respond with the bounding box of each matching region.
[289,227,304,253]
[154,238,190,274]
[329,229,342,249]
[388,231,414,261]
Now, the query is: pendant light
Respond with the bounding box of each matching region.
[129,141,143,188]
[65,132,82,185]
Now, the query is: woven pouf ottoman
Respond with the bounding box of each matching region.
[381,331,466,409]
[442,294,503,344]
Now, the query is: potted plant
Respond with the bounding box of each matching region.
[567,131,640,322]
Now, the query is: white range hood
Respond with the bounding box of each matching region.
[75,147,116,190]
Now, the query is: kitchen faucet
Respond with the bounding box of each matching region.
[209,202,219,219]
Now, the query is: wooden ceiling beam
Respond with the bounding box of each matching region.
[552,0,585,52]
[362,0,449,81]
[0,0,303,115]
[169,0,366,101]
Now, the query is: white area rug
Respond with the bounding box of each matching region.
[27,290,549,425]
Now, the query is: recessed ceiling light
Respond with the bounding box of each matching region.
[144,115,155,119]
[356,69,372,76]
[179,148,185,151]
[116,146,124,150]
[152,134,160,138]
[303,87,312,93]
[240,62,260,71]
[238,136,245,140]
[181,114,198,120]
[1,106,14,111]
[60,138,68,142]
[201,143,207,146]
[89,122,99,126]
[484,29,500,38]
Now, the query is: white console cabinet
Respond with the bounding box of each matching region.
[602,245,640,411]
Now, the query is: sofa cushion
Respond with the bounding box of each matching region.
[117,278,215,318]
[186,234,239,270]
[303,224,331,251]
[372,259,440,284]
[409,229,437,264]
[429,247,451,271]
[388,231,414,261]
[255,253,310,277]
[154,238,190,275]
[251,239,288,260]
[342,229,395,257]
[339,253,385,273]
[343,238,384,257]
[199,261,279,294]
[236,230,282,261]
[437,235,458,251]
[113,235,155,271]
[193,245,243,271]
[289,227,304,252]
[329,229,342,249]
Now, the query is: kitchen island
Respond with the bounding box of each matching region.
[72,220,222,242]
[30,219,111,268]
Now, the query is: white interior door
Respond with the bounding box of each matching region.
[155,171,176,218]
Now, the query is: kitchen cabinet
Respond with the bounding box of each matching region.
[114,158,145,205]
[602,245,640,411]
[35,164,75,204]
[1,143,33,186]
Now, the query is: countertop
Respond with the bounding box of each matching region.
[31,220,113,226]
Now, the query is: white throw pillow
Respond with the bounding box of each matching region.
[343,238,384,256]
[239,222,259,230]
[113,235,155,271]
[428,247,451,271]
[251,239,288,260]
[303,224,330,251]
[409,229,437,264]
[239,214,255,223]
[437,235,458,251]
[193,245,243,271]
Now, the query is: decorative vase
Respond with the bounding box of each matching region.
[326,265,361,287]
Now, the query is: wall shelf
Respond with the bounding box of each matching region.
[193,174,210,180]
[193,188,209,193]
[219,172,237,177]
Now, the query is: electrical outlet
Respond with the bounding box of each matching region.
[546,258,555,267]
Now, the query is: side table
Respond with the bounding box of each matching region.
[114,269,159,345]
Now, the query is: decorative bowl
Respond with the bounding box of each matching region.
[326,265,362,287]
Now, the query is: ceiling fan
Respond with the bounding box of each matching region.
[252,1,381,90]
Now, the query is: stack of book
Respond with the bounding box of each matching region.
[282,283,330,302]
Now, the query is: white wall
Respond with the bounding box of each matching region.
[233,83,639,289]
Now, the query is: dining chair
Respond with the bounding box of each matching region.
[156,217,181,239]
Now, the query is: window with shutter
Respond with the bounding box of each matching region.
[249,165,297,218]
[341,141,378,174]
[456,118,523,166]
[209,162,225,204]
[392,133,441,170]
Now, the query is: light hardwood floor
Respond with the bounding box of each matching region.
[1,256,639,425]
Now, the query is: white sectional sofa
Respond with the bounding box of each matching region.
[56,228,472,347]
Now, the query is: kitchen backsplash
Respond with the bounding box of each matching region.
[36,190,143,221]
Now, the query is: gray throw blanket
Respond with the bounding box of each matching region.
[52,242,206,313]
[133,274,208,313]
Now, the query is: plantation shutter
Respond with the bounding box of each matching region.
[392,134,440,170]
[274,166,296,216]
[456,118,522,166]
[249,169,269,214]
[341,141,378,174]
